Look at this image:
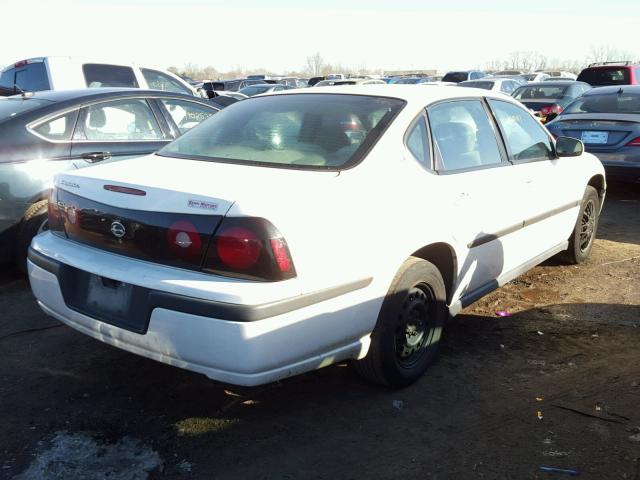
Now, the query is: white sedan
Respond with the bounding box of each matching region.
[28,85,605,387]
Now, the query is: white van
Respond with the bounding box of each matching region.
[0,57,198,97]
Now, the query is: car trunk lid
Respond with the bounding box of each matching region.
[52,154,337,270]
[550,114,640,147]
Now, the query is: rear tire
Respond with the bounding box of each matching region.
[16,200,49,275]
[561,186,599,265]
[352,257,447,388]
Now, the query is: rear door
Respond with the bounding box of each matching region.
[70,98,170,167]
[425,98,520,301]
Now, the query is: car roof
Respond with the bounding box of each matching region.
[7,88,201,103]
[271,84,515,106]
[518,81,582,87]
[582,64,639,69]
[582,85,640,95]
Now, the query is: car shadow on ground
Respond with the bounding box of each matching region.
[3,301,640,479]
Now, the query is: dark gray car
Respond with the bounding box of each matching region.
[546,85,640,183]
[0,88,219,269]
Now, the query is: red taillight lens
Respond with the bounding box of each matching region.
[167,220,202,259]
[14,60,28,68]
[540,104,564,116]
[203,218,296,281]
[270,238,292,273]
[625,136,640,146]
[216,227,262,270]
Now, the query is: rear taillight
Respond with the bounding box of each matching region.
[203,217,296,281]
[625,136,640,147]
[540,104,564,116]
[47,188,65,233]
[14,60,28,68]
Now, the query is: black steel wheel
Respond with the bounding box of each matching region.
[562,186,600,264]
[352,257,447,388]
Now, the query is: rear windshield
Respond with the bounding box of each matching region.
[513,85,568,100]
[460,81,494,90]
[0,97,50,121]
[239,85,272,96]
[577,67,631,86]
[442,72,468,83]
[158,94,405,170]
[564,90,640,114]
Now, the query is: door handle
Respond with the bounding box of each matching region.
[81,151,111,163]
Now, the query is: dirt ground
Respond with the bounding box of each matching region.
[1,183,639,480]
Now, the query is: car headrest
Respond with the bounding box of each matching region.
[88,108,106,129]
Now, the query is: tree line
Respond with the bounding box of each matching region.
[169,45,639,81]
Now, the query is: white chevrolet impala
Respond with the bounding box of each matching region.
[28,86,605,387]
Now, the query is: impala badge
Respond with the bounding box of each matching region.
[110,221,126,238]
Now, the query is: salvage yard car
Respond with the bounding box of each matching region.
[546,85,640,183]
[0,57,199,97]
[28,85,606,388]
[458,78,522,94]
[512,81,591,123]
[0,88,219,270]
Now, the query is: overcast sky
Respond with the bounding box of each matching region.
[1,0,638,73]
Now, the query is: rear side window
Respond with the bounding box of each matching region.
[14,63,50,92]
[32,110,79,141]
[489,100,554,162]
[141,68,192,95]
[160,99,217,134]
[159,94,405,170]
[428,100,503,172]
[577,67,631,86]
[83,64,139,88]
[405,117,430,168]
[74,99,163,141]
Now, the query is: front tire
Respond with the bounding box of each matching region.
[16,200,49,274]
[352,257,447,388]
[562,186,600,265]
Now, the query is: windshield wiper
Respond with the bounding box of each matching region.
[13,84,33,98]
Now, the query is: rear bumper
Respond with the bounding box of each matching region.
[588,150,640,183]
[27,235,378,386]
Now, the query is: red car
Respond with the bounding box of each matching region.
[577,61,640,87]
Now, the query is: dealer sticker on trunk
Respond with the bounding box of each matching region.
[188,200,218,211]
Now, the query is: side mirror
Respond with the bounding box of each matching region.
[556,136,583,157]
